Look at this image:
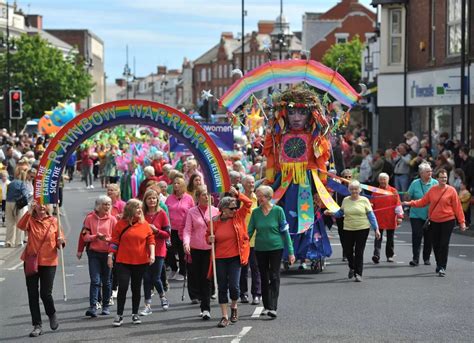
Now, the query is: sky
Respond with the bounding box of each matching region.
[22,0,373,82]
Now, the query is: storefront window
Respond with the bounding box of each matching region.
[410,107,430,140]
[432,106,452,136]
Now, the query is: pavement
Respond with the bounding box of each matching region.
[1,180,473,342]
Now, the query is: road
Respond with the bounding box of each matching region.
[0,180,473,342]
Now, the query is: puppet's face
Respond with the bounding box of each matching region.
[287,108,311,130]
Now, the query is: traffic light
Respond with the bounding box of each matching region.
[9,89,23,119]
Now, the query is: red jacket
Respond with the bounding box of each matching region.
[370,185,403,230]
[145,210,170,257]
[206,192,252,266]
[109,219,155,265]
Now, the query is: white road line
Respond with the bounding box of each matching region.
[76,265,84,268]
[459,255,467,257]
[251,306,263,318]
[231,327,252,343]
[7,261,23,271]
[396,261,405,264]
[66,274,75,277]
[180,335,235,341]
[0,277,5,282]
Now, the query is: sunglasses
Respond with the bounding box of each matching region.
[227,207,238,211]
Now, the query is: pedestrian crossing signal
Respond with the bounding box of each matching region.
[9,89,23,119]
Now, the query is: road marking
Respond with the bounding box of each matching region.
[0,277,5,282]
[231,327,252,343]
[180,335,235,341]
[7,261,23,271]
[66,274,75,277]
[76,265,84,268]
[459,255,467,257]
[251,306,263,318]
[396,261,405,264]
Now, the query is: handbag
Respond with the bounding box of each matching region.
[422,186,447,231]
[24,221,53,277]
[15,195,28,210]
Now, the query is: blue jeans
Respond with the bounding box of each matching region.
[87,250,111,307]
[394,174,410,193]
[143,257,165,302]
[216,256,241,304]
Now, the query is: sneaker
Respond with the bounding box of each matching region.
[354,274,363,282]
[252,296,261,305]
[387,257,394,262]
[96,302,102,310]
[113,315,123,327]
[211,293,217,300]
[217,317,229,328]
[85,307,97,318]
[101,306,110,316]
[90,185,94,189]
[168,271,177,280]
[240,295,249,303]
[175,273,185,281]
[372,255,380,264]
[160,297,169,311]
[112,290,118,299]
[49,313,59,330]
[438,268,446,277]
[29,325,43,337]
[267,310,277,318]
[435,266,441,273]
[132,314,141,324]
[261,309,269,316]
[109,297,114,306]
[202,310,211,320]
[348,269,355,279]
[424,260,431,266]
[140,305,152,316]
[409,260,419,266]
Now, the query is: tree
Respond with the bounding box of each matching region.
[322,36,363,88]
[0,34,94,119]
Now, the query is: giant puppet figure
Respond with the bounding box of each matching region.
[219,60,362,267]
[263,87,342,264]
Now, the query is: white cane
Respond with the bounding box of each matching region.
[208,196,218,298]
[56,202,67,301]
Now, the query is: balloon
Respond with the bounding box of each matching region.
[50,102,76,126]
[38,115,60,135]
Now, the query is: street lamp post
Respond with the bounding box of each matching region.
[84,53,93,109]
[122,45,133,99]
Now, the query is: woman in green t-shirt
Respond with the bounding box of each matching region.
[248,185,295,318]
[325,181,380,282]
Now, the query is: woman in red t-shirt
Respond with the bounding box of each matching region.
[107,199,155,327]
[140,189,171,316]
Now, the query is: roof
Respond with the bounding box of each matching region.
[321,0,376,20]
[26,27,74,52]
[194,36,240,65]
[194,43,220,65]
[302,18,341,51]
[371,0,408,6]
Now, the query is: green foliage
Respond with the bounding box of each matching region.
[0,34,94,118]
[322,36,363,88]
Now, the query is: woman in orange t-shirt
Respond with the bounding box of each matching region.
[17,202,65,337]
[404,168,466,277]
[107,199,155,327]
[207,187,251,328]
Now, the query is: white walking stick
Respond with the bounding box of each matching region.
[208,196,218,298]
[56,202,67,301]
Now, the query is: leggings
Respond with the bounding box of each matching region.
[115,263,147,316]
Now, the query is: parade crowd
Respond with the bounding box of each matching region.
[0,125,472,338]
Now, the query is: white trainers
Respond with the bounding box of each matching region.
[202,310,211,320]
[113,315,123,327]
[160,297,169,311]
[90,185,94,189]
[140,305,152,316]
[174,273,185,281]
[132,314,141,324]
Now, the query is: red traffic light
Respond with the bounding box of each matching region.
[11,92,20,101]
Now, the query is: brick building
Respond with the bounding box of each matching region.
[373,0,473,148]
[46,29,105,111]
[192,19,302,110]
[303,0,376,62]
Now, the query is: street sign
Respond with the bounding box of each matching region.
[365,62,373,72]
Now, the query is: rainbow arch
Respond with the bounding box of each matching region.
[219,59,361,112]
[34,100,231,204]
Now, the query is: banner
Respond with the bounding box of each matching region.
[170,123,233,152]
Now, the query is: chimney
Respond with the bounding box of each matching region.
[258,21,274,34]
[221,32,233,39]
[157,66,167,75]
[26,15,43,30]
[115,78,126,87]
